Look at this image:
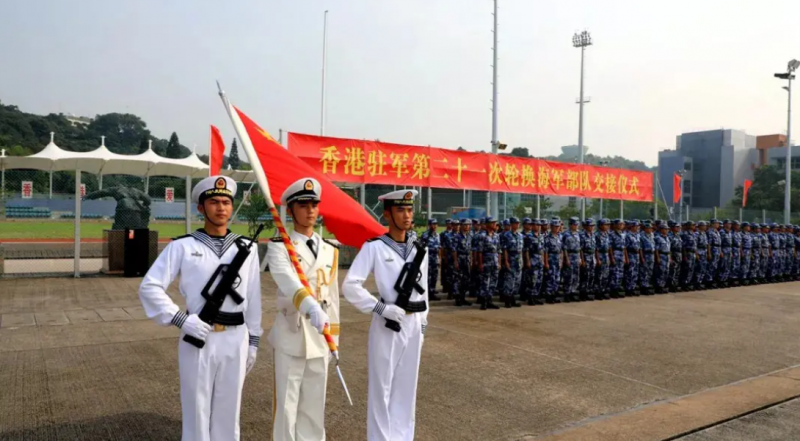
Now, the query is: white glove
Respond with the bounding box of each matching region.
[377,304,405,323]
[246,346,258,374]
[308,305,331,335]
[180,313,212,341]
[422,319,428,335]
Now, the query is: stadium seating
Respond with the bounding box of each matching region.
[59,212,103,219]
[155,215,186,221]
[5,206,52,219]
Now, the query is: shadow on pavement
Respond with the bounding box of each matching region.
[0,412,181,441]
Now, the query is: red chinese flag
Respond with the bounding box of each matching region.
[233,107,385,248]
[742,179,753,207]
[673,173,682,204]
[209,125,225,176]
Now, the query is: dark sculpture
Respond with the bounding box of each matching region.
[84,186,152,229]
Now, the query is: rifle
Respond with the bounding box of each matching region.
[386,241,427,332]
[184,224,265,349]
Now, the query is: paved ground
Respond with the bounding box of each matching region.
[675,397,800,440]
[2,275,800,441]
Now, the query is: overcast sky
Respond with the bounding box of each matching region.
[1,0,798,164]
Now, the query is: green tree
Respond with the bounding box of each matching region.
[229,138,241,169]
[238,191,274,237]
[166,132,182,159]
[728,165,800,211]
[138,136,150,153]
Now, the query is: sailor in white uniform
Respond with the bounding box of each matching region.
[342,189,428,441]
[267,177,341,441]
[139,175,263,441]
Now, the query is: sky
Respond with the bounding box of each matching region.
[1,0,799,165]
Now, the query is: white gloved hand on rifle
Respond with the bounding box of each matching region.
[373,303,405,323]
[296,289,330,334]
[246,346,258,374]
[173,312,212,341]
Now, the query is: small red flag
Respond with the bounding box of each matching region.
[673,173,682,204]
[233,107,385,249]
[743,179,753,207]
[209,125,225,176]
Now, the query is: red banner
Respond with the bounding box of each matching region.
[743,179,753,207]
[288,133,653,202]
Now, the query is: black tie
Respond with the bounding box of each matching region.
[307,239,317,259]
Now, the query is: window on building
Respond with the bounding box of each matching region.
[684,161,692,171]
[777,158,800,170]
[683,180,692,192]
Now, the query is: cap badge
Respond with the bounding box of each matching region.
[404,191,413,200]
[304,180,314,191]
[215,177,226,189]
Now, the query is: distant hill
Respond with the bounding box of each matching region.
[505,147,653,172]
[0,99,238,169]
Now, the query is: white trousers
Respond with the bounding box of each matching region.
[367,313,424,441]
[272,350,329,441]
[178,325,248,441]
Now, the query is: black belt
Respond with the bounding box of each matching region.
[483,252,497,256]
[214,311,244,326]
[722,246,731,249]
[627,248,640,252]
[613,248,624,251]
[381,298,427,313]
[685,248,696,251]
[567,250,580,254]
[659,251,670,255]
[643,250,655,254]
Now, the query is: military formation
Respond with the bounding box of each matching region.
[420,216,800,309]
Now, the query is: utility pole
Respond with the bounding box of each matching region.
[775,59,798,224]
[490,0,500,218]
[573,30,592,220]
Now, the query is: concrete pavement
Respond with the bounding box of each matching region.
[2,275,800,440]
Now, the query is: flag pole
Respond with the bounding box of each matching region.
[216,81,352,406]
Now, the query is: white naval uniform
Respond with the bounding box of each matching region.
[267,230,341,441]
[342,234,429,441]
[139,230,263,441]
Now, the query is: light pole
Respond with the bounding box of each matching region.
[573,30,592,220]
[775,59,799,224]
[320,10,329,136]
[490,0,500,218]
[598,159,608,218]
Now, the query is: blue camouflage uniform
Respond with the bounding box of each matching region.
[782,227,791,277]
[639,223,656,291]
[768,226,781,279]
[420,220,441,293]
[624,221,641,292]
[730,222,742,282]
[668,222,683,290]
[579,219,597,295]
[561,217,582,295]
[453,220,474,304]
[760,226,770,279]
[497,219,510,293]
[502,218,524,301]
[719,223,732,282]
[793,228,800,278]
[609,220,627,293]
[654,225,671,291]
[440,220,454,294]
[740,223,753,281]
[595,219,612,294]
[519,218,534,300]
[544,218,564,297]
[681,222,698,287]
[470,221,486,297]
[693,222,709,287]
[706,221,722,285]
[751,227,762,280]
[479,220,501,301]
[526,220,546,300]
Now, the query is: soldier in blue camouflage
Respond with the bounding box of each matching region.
[580,218,598,299]
[782,225,792,279]
[497,219,511,296]
[751,224,762,283]
[544,218,564,303]
[561,217,582,301]
[594,219,612,299]
[624,220,642,296]
[420,218,442,301]
[793,226,800,280]
[693,221,709,290]
[453,219,474,307]
[609,219,627,297]
[477,217,501,310]
[519,218,534,303]
[718,220,732,286]
[667,221,683,292]
[730,221,742,286]
[653,222,671,293]
[470,219,486,298]
[768,224,780,281]
[760,224,771,281]
[440,219,454,297]
[524,219,546,305]
[639,221,656,295]
[501,217,523,307]
[706,219,722,289]
[740,222,753,285]
[681,221,698,290]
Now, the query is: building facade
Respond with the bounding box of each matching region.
[658,129,758,209]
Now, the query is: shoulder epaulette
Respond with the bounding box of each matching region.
[172,234,192,241]
[270,237,284,243]
[322,238,340,249]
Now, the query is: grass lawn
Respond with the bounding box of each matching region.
[0,220,342,240]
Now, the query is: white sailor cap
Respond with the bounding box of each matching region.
[281,178,322,205]
[378,189,418,208]
[192,175,237,204]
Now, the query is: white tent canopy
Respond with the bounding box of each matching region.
[4,134,210,178]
